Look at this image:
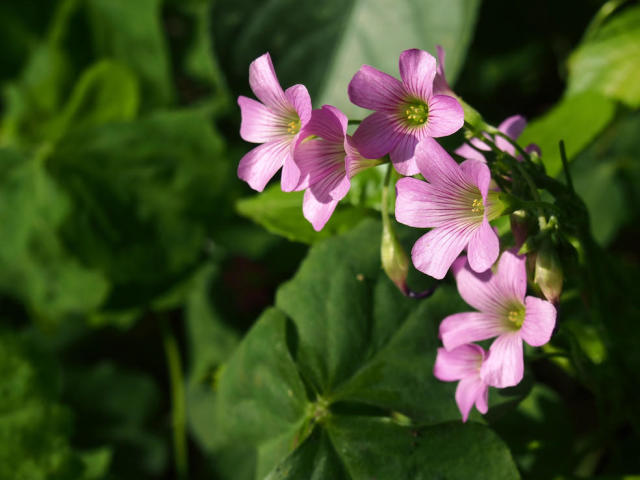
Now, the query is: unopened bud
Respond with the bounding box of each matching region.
[510,210,529,250]
[381,219,409,295]
[534,238,563,304]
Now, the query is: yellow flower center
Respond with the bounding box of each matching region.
[471,198,484,214]
[403,101,429,126]
[287,119,301,135]
[507,307,525,328]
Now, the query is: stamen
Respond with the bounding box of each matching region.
[507,308,525,328]
[471,198,484,214]
[287,119,301,135]
[402,101,429,126]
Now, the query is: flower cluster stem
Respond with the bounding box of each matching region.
[161,314,189,480]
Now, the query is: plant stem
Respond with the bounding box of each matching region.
[559,140,575,193]
[348,119,362,126]
[161,315,188,480]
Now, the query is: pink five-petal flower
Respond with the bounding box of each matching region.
[395,140,499,279]
[439,252,557,388]
[434,344,489,422]
[293,105,377,231]
[348,48,464,176]
[238,53,312,192]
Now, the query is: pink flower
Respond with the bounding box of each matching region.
[294,105,376,231]
[434,344,489,422]
[348,49,464,176]
[440,252,557,388]
[238,53,312,192]
[455,115,528,162]
[395,141,499,279]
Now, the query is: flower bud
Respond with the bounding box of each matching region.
[381,218,409,295]
[534,238,563,304]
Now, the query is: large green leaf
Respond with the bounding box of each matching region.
[236,185,375,244]
[0,148,109,321]
[570,111,640,245]
[518,91,616,177]
[0,330,111,480]
[46,109,230,312]
[212,0,480,116]
[214,220,521,479]
[86,0,173,109]
[568,6,640,109]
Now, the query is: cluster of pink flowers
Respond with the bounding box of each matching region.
[237,48,556,422]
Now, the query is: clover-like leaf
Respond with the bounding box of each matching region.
[214,219,521,479]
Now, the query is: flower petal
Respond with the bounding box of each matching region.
[440,312,509,351]
[494,250,527,302]
[451,256,503,313]
[495,114,526,155]
[238,139,289,191]
[352,112,401,159]
[481,333,524,388]
[238,96,283,143]
[395,177,439,228]
[302,105,347,143]
[414,137,462,185]
[249,53,288,111]
[411,224,471,280]
[398,48,436,100]
[434,345,485,382]
[348,64,405,112]
[285,84,312,126]
[389,133,420,175]
[433,45,454,96]
[281,152,301,192]
[303,190,339,231]
[425,94,464,137]
[466,218,499,273]
[460,159,491,200]
[454,143,487,162]
[344,135,378,178]
[456,376,488,422]
[521,296,556,347]
[294,138,346,197]
[474,382,489,414]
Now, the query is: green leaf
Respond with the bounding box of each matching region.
[86,0,173,109]
[568,5,640,108]
[0,148,109,321]
[236,185,375,244]
[46,109,230,311]
[0,329,111,479]
[48,60,140,140]
[212,0,480,116]
[571,111,640,245]
[518,91,616,177]
[214,220,521,478]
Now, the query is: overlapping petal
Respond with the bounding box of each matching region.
[302,190,340,232]
[389,133,420,175]
[238,96,284,143]
[411,225,472,280]
[521,296,557,346]
[494,250,528,302]
[352,112,401,159]
[248,53,288,111]
[456,376,489,422]
[238,139,290,192]
[434,345,484,381]
[424,95,465,138]
[348,65,405,112]
[480,333,524,388]
[466,219,499,273]
[440,312,509,351]
[398,48,436,100]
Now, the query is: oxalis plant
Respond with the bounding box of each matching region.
[226,45,604,477]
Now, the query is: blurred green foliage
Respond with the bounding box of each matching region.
[0,0,639,478]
